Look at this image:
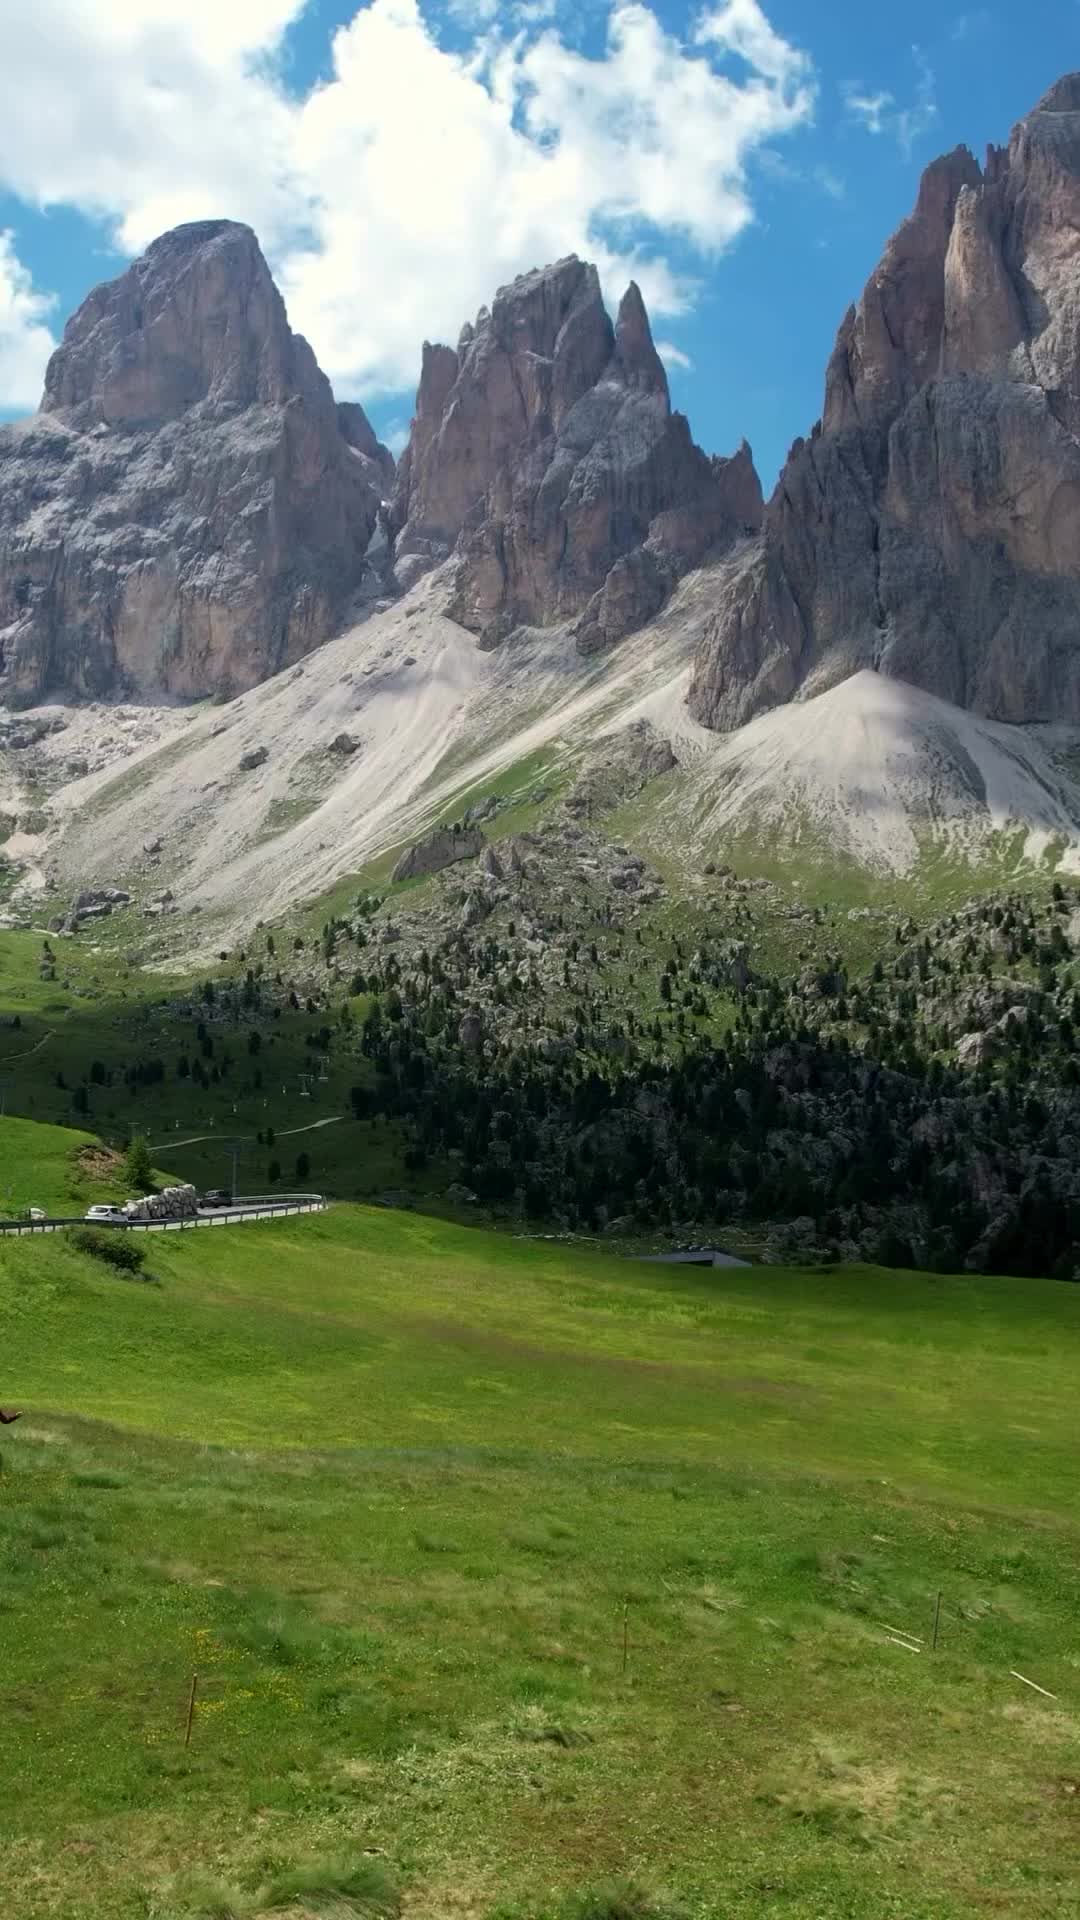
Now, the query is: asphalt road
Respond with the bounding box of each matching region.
[0,1197,326,1237]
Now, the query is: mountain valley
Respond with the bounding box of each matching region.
[8,51,1080,1920]
[6,81,1080,1277]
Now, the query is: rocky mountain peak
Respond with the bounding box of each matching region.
[0,221,390,704]
[1027,73,1080,117]
[392,256,760,651]
[688,74,1080,733]
[41,219,310,430]
[613,282,668,396]
[822,145,981,437]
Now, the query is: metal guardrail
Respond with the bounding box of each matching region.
[0,1199,327,1238]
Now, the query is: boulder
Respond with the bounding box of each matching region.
[64,884,131,930]
[238,745,269,772]
[957,1030,997,1067]
[329,732,361,756]
[73,886,130,911]
[391,825,485,882]
[464,793,501,826]
[460,887,495,929]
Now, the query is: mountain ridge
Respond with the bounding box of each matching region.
[7,78,1080,940]
[689,75,1080,731]
[390,255,762,653]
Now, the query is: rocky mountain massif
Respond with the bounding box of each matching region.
[690,76,1080,731]
[11,76,1080,936]
[7,74,1080,729]
[0,221,390,705]
[391,257,761,652]
[0,230,759,708]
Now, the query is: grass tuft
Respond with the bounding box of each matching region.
[259,1856,399,1916]
[181,1856,397,1920]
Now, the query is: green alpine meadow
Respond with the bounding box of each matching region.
[2,1142,1080,1918]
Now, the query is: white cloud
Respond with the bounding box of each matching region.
[813,164,845,201]
[445,0,498,24]
[0,231,57,408]
[655,339,693,372]
[0,1,303,249]
[845,89,893,137]
[843,47,938,159]
[695,0,809,88]
[0,0,815,403]
[950,10,991,43]
[896,48,938,159]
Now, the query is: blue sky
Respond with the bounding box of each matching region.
[0,2,1075,488]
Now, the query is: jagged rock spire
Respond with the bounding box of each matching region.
[689,74,1080,733]
[391,256,761,653]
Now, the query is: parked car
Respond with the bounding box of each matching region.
[27,1206,46,1221]
[201,1190,232,1208]
[84,1204,127,1223]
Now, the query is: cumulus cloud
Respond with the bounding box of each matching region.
[695,0,809,88]
[0,0,814,401]
[0,232,57,408]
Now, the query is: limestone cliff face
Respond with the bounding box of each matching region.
[391,257,762,652]
[0,221,390,704]
[689,77,1080,730]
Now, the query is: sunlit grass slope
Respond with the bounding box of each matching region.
[1,1151,1079,1918]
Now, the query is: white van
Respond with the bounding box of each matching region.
[84,1204,127,1224]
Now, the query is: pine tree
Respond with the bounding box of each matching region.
[124,1134,155,1192]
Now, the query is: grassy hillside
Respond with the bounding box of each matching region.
[0,1112,121,1216]
[2,1165,1079,1918]
[0,930,418,1205]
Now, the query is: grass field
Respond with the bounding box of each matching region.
[0,1111,119,1216]
[2,1139,1080,1920]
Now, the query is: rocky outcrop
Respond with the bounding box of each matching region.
[564,720,678,818]
[690,77,1080,730]
[57,885,132,933]
[390,825,485,883]
[391,257,761,651]
[0,220,391,705]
